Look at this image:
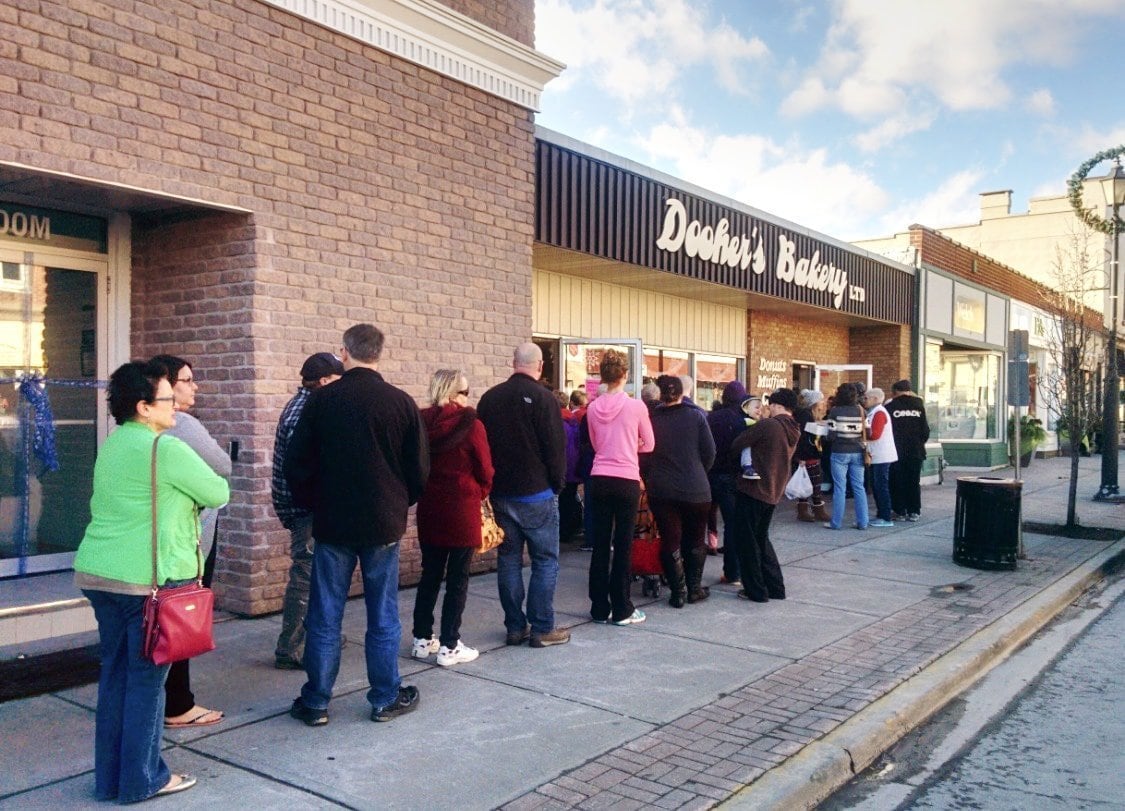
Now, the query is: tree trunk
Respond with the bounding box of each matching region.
[1067,433,1081,527]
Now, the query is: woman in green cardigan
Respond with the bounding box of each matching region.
[74,361,229,803]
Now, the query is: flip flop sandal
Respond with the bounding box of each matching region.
[155,774,197,796]
[164,708,224,728]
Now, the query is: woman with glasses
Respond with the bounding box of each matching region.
[150,355,232,728]
[74,361,229,801]
[411,369,494,667]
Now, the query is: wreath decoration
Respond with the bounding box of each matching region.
[1067,145,1125,235]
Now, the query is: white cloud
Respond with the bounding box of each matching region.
[634,118,890,240]
[781,0,1125,147]
[872,169,986,235]
[853,111,936,153]
[1025,89,1055,116]
[535,0,768,109]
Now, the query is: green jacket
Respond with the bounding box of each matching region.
[74,421,230,593]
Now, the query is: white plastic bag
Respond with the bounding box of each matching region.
[784,464,813,500]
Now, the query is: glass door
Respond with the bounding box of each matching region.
[559,338,643,400]
[0,247,106,577]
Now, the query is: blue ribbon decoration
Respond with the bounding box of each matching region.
[0,375,106,576]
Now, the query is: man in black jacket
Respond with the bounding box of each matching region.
[478,342,570,648]
[887,379,930,521]
[285,324,429,726]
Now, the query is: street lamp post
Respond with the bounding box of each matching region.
[1094,158,1125,501]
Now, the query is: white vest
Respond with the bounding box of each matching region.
[866,404,898,464]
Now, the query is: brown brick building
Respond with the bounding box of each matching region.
[0,0,561,612]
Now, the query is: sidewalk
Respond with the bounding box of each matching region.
[2,454,1122,810]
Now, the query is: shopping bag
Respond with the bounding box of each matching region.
[784,463,814,500]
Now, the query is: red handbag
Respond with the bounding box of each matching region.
[141,435,216,666]
[630,486,663,577]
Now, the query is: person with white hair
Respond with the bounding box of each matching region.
[792,389,829,522]
[679,375,704,411]
[864,388,897,528]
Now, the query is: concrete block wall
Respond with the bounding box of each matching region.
[3,0,537,614]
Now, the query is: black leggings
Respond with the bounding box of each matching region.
[164,535,216,718]
[586,476,639,622]
[411,545,473,649]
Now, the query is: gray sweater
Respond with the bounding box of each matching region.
[166,411,231,557]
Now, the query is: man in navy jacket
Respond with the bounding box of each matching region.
[285,324,429,726]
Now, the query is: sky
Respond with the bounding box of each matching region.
[533,0,1125,243]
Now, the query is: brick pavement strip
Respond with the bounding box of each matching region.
[506,529,1115,808]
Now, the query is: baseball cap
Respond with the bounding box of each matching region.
[300,352,345,380]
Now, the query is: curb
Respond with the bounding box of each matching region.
[722,539,1125,810]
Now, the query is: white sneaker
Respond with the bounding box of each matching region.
[411,636,439,659]
[436,641,479,667]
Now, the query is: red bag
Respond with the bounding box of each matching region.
[631,487,663,576]
[141,435,216,665]
[143,583,215,665]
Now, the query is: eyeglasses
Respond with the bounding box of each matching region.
[457,389,470,397]
[176,376,194,384]
[151,397,175,403]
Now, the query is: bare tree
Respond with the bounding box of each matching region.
[1038,228,1106,526]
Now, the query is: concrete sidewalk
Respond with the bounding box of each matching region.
[2,455,1122,810]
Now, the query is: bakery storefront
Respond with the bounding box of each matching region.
[531,130,916,406]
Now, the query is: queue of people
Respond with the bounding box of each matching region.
[73,322,930,802]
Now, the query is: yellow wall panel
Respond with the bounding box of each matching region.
[532,270,744,356]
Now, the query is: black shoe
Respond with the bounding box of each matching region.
[289,697,328,726]
[737,589,769,603]
[371,686,420,722]
[668,591,686,609]
[505,625,531,645]
[275,655,303,670]
[687,586,710,604]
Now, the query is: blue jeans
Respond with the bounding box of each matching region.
[301,541,401,710]
[710,473,739,581]
[82,589,171,804]
[871,462,893,521]
[493,495,560,634]
[830,452,869,529]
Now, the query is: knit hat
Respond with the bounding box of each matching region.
[300,352,345,381]
[799,389,824,408]
[721,380,748,407]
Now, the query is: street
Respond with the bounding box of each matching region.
[820,568,1125,810]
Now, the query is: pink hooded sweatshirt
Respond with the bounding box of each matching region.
[587,391,655,480]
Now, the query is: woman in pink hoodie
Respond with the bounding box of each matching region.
[584,350,655,625]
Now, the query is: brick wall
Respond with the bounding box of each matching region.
[441,0,534,45]
[2,0,537,613]
[848,324,912,391]
[747,310,850,392]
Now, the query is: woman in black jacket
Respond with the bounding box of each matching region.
[641,375,717,606]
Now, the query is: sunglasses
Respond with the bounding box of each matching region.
[457,389,470,397]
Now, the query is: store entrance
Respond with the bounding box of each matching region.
[536,337,643,400]
[0,247,106,577]
[815,364,872,396]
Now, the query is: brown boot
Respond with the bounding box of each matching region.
[797,501,815,522]
[812,501,831,522]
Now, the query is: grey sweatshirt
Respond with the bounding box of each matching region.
[166,411,231,558]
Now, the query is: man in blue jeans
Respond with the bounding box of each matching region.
[478,342,570,648]
[284,324,429,725]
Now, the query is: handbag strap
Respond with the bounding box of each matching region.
[150,433,203,595]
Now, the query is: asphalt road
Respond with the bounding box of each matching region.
[821,567,1125,810]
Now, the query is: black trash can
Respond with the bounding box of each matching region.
[953,477,1022,570]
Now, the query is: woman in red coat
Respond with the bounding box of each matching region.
[411,369,494,667]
